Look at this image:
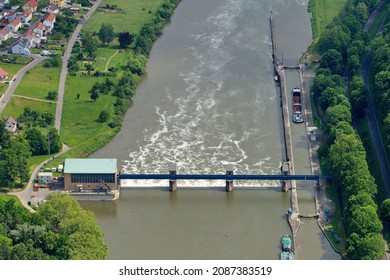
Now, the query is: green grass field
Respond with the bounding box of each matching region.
[82,0,166,34]
[309,0,347,42]
[0,96,56,121]
[60,74,115,147]
[14,63,61,100]
[90,48,119,71]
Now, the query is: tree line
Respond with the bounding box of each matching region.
[312,0,386,259]
[0,193,107,259]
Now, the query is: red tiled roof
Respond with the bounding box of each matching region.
[22,10,32,17]
[23,29,34,39]
[25,0,38,7]
[10,18,21,26]
[0,68,8,77]
[0,28,9,36]
[44,13,55,22]
[35,22,44,30]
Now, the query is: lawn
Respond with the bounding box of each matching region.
[0,96,56,121]
[90,48,119,72]
[82,0,166,34]
[14,63,61,100]
[309,0,347,42]
[60,74,116,147]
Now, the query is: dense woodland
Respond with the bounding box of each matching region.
[313,0,390,259]
[0,193,107,260]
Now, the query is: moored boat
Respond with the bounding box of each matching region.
[280,251,295,260]
[281,234,292,251]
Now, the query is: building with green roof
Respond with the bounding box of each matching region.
[63,158,118,191]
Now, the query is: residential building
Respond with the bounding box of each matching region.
[5,116,17,133]
[0,0,9,9]
[0,68,8,80]
[38,172,53,184]
[33,21,45,37]
[63,158,118,191]
[11,37,31,55]
[19,10,32,23]
[22,0,38,12]
[6,18,21,33]
[0,28,11,42]
[43,13,55,33]
[50,0,66,8]
[42,3,59,14]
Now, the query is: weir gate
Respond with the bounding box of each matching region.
[117,165,330,192]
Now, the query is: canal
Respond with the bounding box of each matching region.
[83,0,340,260]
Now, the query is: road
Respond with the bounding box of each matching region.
[55,0,103,132]
[0,55,47,114]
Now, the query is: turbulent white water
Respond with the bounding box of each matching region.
[120,0,282,187]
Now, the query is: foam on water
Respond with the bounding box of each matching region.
[122,0,280,187]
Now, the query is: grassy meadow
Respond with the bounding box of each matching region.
[14,63,61,100]
[309,0,347,42]
[82,0,166,34]
[0,96,56,121]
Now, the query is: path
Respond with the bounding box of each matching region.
[9,143,70,212]
[13,94,57,103]
[105,50,119,71]
[55,0,103,132]
[0,56,47,113]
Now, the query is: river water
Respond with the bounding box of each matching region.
[83,0,340,260]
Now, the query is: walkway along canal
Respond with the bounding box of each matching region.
[85,0,340,260]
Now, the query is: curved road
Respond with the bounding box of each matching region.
[55,0,103,132]
[0,55,47,113]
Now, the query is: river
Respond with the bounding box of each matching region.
[82,0,340,260]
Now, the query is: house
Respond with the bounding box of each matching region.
[11,37,31,56]
[22,0,38,12]
[42,3,59,14]
[5,116,17,133]
[6,18,21,33]
[0,28,11,42]
[33,21,45,37]
[50,0,66,8]
[10,5,19,10]
[22,29,39,46]
[43,13,55,33]
[0,0,9,9]
[19,10,32,24]
[0,68,8,80]
[38,172,53,184]
[6,11,17,22]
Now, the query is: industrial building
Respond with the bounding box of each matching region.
[63,158,118,192]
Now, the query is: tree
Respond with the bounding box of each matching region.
[324,104,352,130]
[0,137,31,187]
[47,91,57,100]
[346,233,385,260]
[98,23,115,45]
[47,127,61,154]
[82,33,98,59]
[320,49,344,75]
[97,110,110,123]
[25,128,48,156]
[346,205,383,236]
[37,193,108,259]
[118,32,134,48]
[90,91,99,102]
[380,198,390,221]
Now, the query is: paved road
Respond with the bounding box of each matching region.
[0,55,47,114]
[55,0,103,132]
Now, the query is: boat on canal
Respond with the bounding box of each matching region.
[281,234,292,251]
[292,88,303,123]
[280,251,295,260]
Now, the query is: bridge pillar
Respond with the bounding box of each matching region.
[169,164,177,192]
[225,165,234,192]
[281,162,290,192]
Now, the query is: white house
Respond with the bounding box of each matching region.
[42,3,59,14]
[43,13,55,33]
[5,116,17,133]
[19,10,32,24]
[22,0,38,12]
[33,22,45,37]
[6,18,22,33]
[11,38,31,56]
[0,28,11,42]
[38,172,53,184]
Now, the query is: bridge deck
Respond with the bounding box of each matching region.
[118,174,329,180]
